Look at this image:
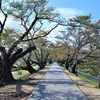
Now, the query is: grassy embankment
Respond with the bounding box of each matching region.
[78,72,98,88]
[78,68,99,87]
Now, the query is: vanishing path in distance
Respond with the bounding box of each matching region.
[28,62,88,100]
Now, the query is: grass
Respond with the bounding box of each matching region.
[78,73,99,88]
[32,65,40,70]
[12,65,40,80]
[63,67,99,88]
[81,68,91,73]
[12,70,30,80]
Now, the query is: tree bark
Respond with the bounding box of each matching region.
[0,46,36,86]
[39,62,45,69]
[65,61,69,70]
[98,82,100,88]
[0,65,14,86]
[0,47,14,86]
[71,62,77,74]
[21,60,36,74]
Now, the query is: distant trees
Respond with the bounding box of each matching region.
[0,0,62,86]
[56,15,100,75]
[0,0,100,88]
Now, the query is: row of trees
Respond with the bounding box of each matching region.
[0,0,100,87]
[0,0,64,86]
[54,15,100,77]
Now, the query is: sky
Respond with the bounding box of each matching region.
[0,0,100,42]
[47,0,100,41]
[49,0,100,21]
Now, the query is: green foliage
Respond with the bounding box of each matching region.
[7,0,59,23]
[1,28,21,47]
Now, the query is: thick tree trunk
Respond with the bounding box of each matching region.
[0,65,14,86]
[39,62,45,69]
[21,66,36,74]
[0,47,14,86]
[21,60,36,74]
[26,66,36,74]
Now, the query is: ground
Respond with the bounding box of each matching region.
[0,66,50,100]
[0,65,100,100]
[63,67,100,100]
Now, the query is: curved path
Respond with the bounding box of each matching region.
[28,62,88,100]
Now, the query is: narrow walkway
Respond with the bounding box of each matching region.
[28,62,88,100]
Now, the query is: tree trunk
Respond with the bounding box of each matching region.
[0,65,14,86]
[0,47,14,86]
[21,60,37,74]
[21,65,36,74]
[71,62,77,74]
[26,66,36,74]
[65,61,69,70]
[39,62,45,69]
[98,82,100,88]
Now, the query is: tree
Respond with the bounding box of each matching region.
[30,38,50,69]
[20,52,37,74]
[0,0,61,86]
[56,31,73,68]
[1,28,21,48]
[66,15,97,74]
[56,15,100,75]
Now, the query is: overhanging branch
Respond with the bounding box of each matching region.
[22,23,59,42]
[0,7,7,34]
[10,45,36,64]
[8,15,38,55]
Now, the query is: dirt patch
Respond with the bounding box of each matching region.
[0,66,50,100]
[62,67,100,100]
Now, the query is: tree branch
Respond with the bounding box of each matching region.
[0,7,7,34]
[77,52,91,63]
[30,59,39,65]
[10,45,36,64]
[23,23,59,42]
[8,15,38,55]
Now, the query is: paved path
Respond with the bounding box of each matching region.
[28,62,88,100]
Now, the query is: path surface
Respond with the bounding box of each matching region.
[28,62,88,100]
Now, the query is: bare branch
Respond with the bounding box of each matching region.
[8,15,38,55]
[88,55,100,59]
[32,20,43,37]
[23,23,59,42]
[10,45,36,64]
[30,59,39,65]
[0,7,7,34]
[77,52,91,62]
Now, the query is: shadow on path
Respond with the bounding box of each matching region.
[28,62,88,100]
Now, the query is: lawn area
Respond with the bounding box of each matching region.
[12,70,30,80]
[78,73,98,87]
[32,65,40,70]
[12,65,40,80]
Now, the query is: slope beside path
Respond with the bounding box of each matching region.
[28,62,88,100]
